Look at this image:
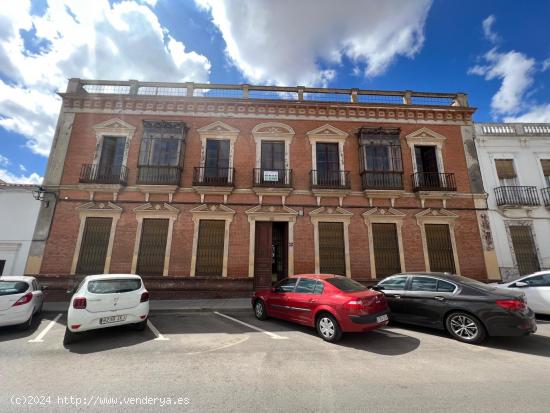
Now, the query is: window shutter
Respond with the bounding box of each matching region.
[541,159,550,177]
[495,159,516,179]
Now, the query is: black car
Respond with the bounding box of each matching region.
[373,273,537,344]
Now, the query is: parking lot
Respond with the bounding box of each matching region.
[1,309,550,412]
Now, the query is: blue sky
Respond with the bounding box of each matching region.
[0,0,549,184]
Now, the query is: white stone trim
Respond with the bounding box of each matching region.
[309,206,353,277]
[189,204,235,277]
[362,207,406,279]
[252,122,295,172]
[91,118,136,170]
[406,127,447,174]
[71,202,123,275]
[307,124,348,186]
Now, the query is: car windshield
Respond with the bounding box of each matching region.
[87,279,141,294]
[448,275,496,292]
[0,281,29,296]
[325,277,366,292]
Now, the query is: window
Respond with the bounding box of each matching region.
[359,127,403,189]
[495,159,518,186]
[136,219,169,276]
[204,139,231,181]
[326,277,366,292]
[88,278,142,294]
[138,121,186,184]
[0,281,29,296]
[541,159,550,186]
[522,274,550,287]
[0,259,5,275]
[378,275,408,290]
[372,223,401,277]
[315,142,340,185]
[318,222,346,276]
[437,280,456,293]
[295,278,318,294]
[313,281,324,295]
[76,217,113,274]
[98,136,125,178]
[195,220,225,276]
[411,276,437,292]
[274,278,297,293]
[261,141,285,170]
[509,226,540,276]
[425,224,456,274]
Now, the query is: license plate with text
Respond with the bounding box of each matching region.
[376,314,389,323]
[100,315,127,324]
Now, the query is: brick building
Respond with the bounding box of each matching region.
[26,79,495,297]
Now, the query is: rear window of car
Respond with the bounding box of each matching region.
[0,281,29,296]
[325,278,366,292]
[448,275,496,292]
[87,279,141,294]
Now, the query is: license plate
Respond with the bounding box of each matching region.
[376,314,389,323]
[100,315,127,324]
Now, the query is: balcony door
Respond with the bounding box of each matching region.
[415,146,440,188]
[316,143,340,186]
[260,141,285,185]
[98,136,125,181]
[205,139,230,183]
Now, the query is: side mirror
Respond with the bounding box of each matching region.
[514,281,529,288]
[41,285,48,291]
[66,288,75,294]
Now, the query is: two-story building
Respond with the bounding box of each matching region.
[26,79,492,296]
[475,123,550,281]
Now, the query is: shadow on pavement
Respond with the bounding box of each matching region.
[0,312,59,343]
[484,333,550,357]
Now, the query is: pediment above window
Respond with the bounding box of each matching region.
[75,201,122,218]
[92,118,136,135]
[197,121,240,138]
[307,124,348,143]
[415,208,458,224]
[133,203,179,218]
[252,122,295,142]
[363,207,406,221]
[246,205,299,216]
[406,127,446,148]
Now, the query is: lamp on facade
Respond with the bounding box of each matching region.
[32,186,54,208]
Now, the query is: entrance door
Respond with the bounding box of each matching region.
[254,222,288,290]
[318,222,346,275]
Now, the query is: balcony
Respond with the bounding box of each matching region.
[79,164,128,185]
[411,172,456,192]
[253,168,292,187]
[542,188,550,208]
[137,166,182,185]
[310,170,351,190]
[494,186,540,207]
[192,167,234,186]
[361,171,403,190]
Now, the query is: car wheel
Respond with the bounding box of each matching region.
[19,313,33,330]
[254,300,268,320]
[316,313,342,343]
[446,312,486,344]
[134,318,148,331]
[63,327,78,345]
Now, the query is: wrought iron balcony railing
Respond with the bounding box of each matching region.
[361,171,403,190]
[542,187,550,208]
[310,170,351,190]
[192,167,234,186]
[494,186,540,207]
[253,168,292,187]
[411,172,456,192]
[79,164,128,185]
[137,166,182,185]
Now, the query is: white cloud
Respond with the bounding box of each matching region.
[482,15,500,44]
[0,169,43,185]
[19,164,26,172]
[542,58,550,72]
[195,0,432,86]
[469,48,535,116]
[0,0,211,158]
[504,103,550,123]
[0,154,10,167]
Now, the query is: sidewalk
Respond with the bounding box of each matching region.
[43,298,251,313]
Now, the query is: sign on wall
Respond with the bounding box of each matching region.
[263,170,279,182]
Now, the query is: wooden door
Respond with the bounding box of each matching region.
[196,220,225,276]
[318,222,346,275]
[254,222,272,290]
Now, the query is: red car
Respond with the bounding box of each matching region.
[252,274,390,342]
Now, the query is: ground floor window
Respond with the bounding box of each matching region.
[372,223,401,277]
[136,218,169,276]
[76,217,112,274]
[425,224,456,274]
[509,225,540,275]
[318,222,346,275]
[195,220,225,276]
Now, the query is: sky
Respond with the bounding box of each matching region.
[0,0,549,184]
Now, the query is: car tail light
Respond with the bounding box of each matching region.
[140,292,150,302]
[12,292,33,307]
[496,299,525,311]
[71,324,81,330]
[344,298,364,314]
[73,297,87,309]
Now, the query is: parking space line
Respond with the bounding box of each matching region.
[28,313,63,343]
[147,319,169,341]
[214,311,288,340]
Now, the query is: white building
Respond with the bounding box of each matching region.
[0,180,41,276]
[475,123,550,281]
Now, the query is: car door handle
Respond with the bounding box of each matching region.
[308,299,317,303]
[434,296,446,301]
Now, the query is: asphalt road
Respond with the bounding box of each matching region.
[1,310,549,413]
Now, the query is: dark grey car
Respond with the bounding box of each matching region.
[373,273,537,344]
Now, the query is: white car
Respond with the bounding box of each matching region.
[493,271,550,315]
[0,276,44,330]
[64,274,149,345]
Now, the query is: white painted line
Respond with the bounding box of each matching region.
[28,313,63,343]
[214,311,288,340]
[147,319,169,341]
